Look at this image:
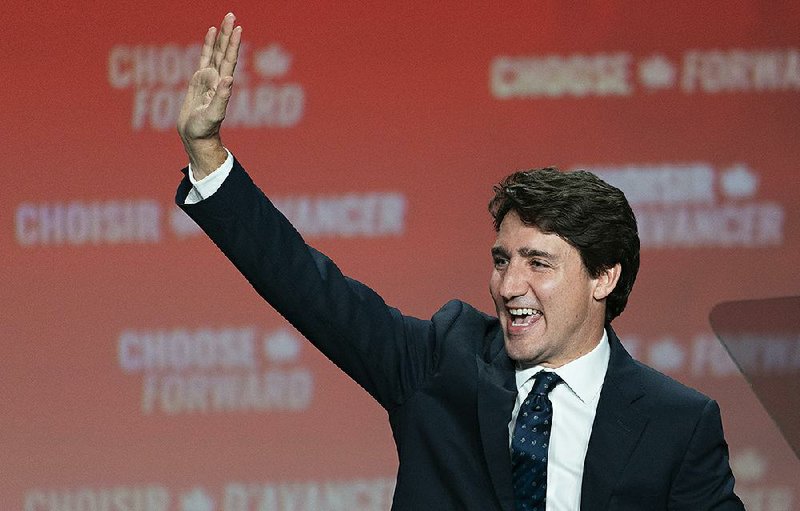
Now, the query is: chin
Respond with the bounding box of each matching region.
[505,328,555,361]
[504,340,540,365]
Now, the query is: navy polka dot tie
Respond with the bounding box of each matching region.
[511,371,563,511]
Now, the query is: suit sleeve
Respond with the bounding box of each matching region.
[176,159,438,410]
[669,399,744,510]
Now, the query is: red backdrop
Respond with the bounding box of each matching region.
[4,2,800,510]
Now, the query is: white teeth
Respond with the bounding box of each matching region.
[508,308,540,316]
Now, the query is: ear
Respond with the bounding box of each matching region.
[593,263,621,301]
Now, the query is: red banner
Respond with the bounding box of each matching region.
[4,2,800,510]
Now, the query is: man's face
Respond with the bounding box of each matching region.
[489,211,616,368]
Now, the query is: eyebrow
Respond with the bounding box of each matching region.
[519,247,556,260]
[491,246,557,261]
[491,246,508,258]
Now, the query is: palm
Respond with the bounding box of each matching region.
[177,13,241,144]
[179,67,224,140]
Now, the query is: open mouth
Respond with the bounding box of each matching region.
[507,307,542,327]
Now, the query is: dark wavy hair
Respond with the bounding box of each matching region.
[488,167,640,323]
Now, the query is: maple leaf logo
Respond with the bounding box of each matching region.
[181,487,215,511]
[720,164,758,199]
[638,55,676,90]
[254,44,293,78]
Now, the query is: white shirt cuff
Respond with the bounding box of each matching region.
[184,149,234,204]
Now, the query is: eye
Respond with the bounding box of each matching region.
[530,259,549,269]
[493,256,508,269]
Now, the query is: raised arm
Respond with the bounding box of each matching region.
[174,15,444,410]
[177,13,241,179]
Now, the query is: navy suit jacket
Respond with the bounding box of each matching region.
[178,160,743,510]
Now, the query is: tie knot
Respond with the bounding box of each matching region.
[530,371,562,396]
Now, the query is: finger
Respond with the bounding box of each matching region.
[219,25,242,79]
[198,27,216,69]
[213,13,235,71]
[206,76,234,123]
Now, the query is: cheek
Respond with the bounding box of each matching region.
[536,277,559,297]
[489,272,500,295]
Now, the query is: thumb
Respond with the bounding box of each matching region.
[207,76,234,122]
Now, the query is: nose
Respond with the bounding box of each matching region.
[498,261,528,301]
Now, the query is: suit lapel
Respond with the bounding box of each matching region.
[580,328,648,511]
[476,344,517,511]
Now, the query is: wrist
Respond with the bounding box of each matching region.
[182,137,228,180]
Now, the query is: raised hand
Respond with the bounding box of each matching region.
[177,13,242,179]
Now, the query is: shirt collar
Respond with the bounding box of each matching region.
[515,329,610,405]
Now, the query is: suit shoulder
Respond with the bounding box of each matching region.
[429,300,502,353]
[431,299,498,331]
[632,358,714,410]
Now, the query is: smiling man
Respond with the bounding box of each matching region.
[487,170,650,510]
[176,14,744,511]
[488,169,633,371]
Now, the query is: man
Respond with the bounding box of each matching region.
[176,14,744,510]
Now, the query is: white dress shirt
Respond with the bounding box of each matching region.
[509,331,610,511]
[184,149,234,204]
[186,153,611,510]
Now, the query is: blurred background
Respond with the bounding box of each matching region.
[3,2,799,510]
